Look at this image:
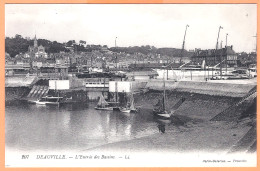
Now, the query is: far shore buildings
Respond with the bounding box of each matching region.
[25,35,48,58]
[191,46,238,67]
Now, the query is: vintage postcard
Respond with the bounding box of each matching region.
[2,1,258,169]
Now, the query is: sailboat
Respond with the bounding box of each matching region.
[129,93,138,113]
[119,93,131,113]
[153,73,171,119]
[112,81,120,111]
[95,94,113,110]
[120,93,138,113]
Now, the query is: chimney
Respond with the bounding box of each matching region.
[231,45,233,50]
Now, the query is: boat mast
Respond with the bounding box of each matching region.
[115,81,118,104]
[115,37,117,72]
[55,80,57,95]
[163,71,166,112]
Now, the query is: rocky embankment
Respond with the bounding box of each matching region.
[134,90,241,121]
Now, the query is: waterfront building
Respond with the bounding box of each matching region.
[32,58,45,68]
[5,63,30,76]
[191,46,237,67]
[126,69,158,80]
[128,62,181,69]
[5,55,30,75]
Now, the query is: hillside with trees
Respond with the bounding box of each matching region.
[5,34,69,57]
[5,34,194,58]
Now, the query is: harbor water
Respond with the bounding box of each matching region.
[5,101,161,152]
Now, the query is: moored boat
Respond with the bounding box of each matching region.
[153,73,171,120]
[95,95,114,110]
[27,99,40,104]
[119,92,138,113]
[35,96,63,105]
[120,108,131,113]
[129,93,138,113]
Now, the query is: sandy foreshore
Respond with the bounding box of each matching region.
[86,116,255,154]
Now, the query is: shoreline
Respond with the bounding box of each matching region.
[85,117,255,154]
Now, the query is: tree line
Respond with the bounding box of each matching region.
[5,34,193,58]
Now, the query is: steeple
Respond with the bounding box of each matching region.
[34,34,38,47]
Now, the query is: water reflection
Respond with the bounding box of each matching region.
[157,124,166,133]
[5,102,159,151]
[155,117,173,134]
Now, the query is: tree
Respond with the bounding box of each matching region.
[79,40,86,44]
[15,34,22,39]
[66,40,75,46]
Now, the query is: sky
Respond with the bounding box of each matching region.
[5,4,257,53]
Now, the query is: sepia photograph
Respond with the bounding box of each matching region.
[4,3,257,167]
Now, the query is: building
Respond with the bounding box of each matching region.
[27,35,48,58]
[5,53,13,64]
[191,46,237,67]
[128,62,181,69]
[126,69,158,80]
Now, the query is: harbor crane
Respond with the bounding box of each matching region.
[163,25,189,80]
[162,24,190,80]
[215,26,223,63]
[213,26,223,78]
[180,24,189,64]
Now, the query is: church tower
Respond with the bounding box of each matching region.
[34,35,38,47]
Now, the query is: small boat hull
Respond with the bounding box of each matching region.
[46,102,60,105]
[35,101,46,105]
[130,109,138,113]
[120,108,131,113]
[113,107,120,111]
[94,107,114,111]
[35,96,63,106]
[27,99,39,104]
[36,101,59,105]
[154,112,171,120]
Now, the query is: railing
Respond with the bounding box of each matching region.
[85,82,109,88]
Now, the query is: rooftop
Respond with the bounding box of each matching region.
[192,46,236,57]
